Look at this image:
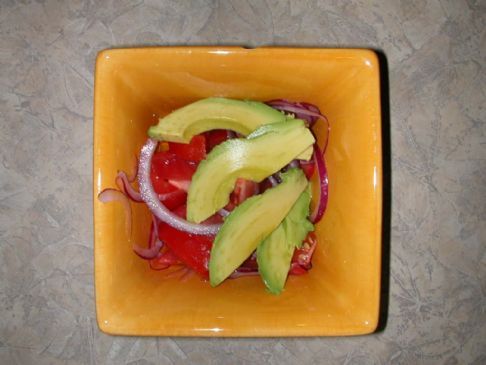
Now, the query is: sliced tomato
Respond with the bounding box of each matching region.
[223,201,236,213]
[168,135,207,162]
[151,177,177,194]
[150,175,186,210]
[300,160,316,179]
[161,190,187,210]
[230,178,259,205]
[151,151,197,182]
[157,205,215,278]
[289,263,308,275]
[150,151,195,209]
[159,224,213,278]
[206,130,232,152]
[171,204,187,218]
[291,232,317,270]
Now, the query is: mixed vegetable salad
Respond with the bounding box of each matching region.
[98,98,329,294]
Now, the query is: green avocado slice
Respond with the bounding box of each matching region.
[209,168,308,287]
[256,188,314,294]
[187,119,315,223]
[148,97,289,143]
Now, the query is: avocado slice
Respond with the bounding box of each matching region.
[256,188,314,294]
[187,119,315,223]
[209,168,309,287]
[148,97,289,143]
[246,121,313,160]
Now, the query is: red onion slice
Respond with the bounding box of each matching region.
[288,160,299,168]
[300,102,321,114]
[218,208,230,217]
[116,171,143,202]
[272,104,325,123]
[266,99,327,126]
[138,138,221,236]
[229,270,260,279]
[98,188,132,237]
[267,99,330,153]
[310,144,329,223]
[116,171,180,203]
[133,239,163,260]
[267,176,278,187]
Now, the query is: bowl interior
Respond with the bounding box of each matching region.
[94,47,381,336]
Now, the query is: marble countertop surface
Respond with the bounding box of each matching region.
[1,1,485,364]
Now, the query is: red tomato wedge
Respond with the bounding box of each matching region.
[151,151,197,182]
[299,160,316,179]
[289,264,308,275]
[157,205,216,278]
[168,135,207,162]
[230,178,259,205]
[161,191,187,210]
[206,130,232,152]
[150,177,178,194]
[291,232,317,270]
[150,151,195,209]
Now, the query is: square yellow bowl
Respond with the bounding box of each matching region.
[93,47,382,336]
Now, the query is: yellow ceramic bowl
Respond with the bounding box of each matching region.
[93,47,382,336]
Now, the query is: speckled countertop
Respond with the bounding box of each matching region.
[1,1,485,364]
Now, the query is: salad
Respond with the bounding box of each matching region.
[98,98,329,294]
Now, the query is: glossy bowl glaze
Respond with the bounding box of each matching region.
[93,47,382,336]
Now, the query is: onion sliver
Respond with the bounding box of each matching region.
[267,99,330,152]
[218,208,230,217]
[288,160,299,168]
[116,171,143,202]
[133,239,163,260]
[271,104,325,124]
[310,144,329,224]
[268,176,279,187]
[117,171,181,203]
[229,270,259,279]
